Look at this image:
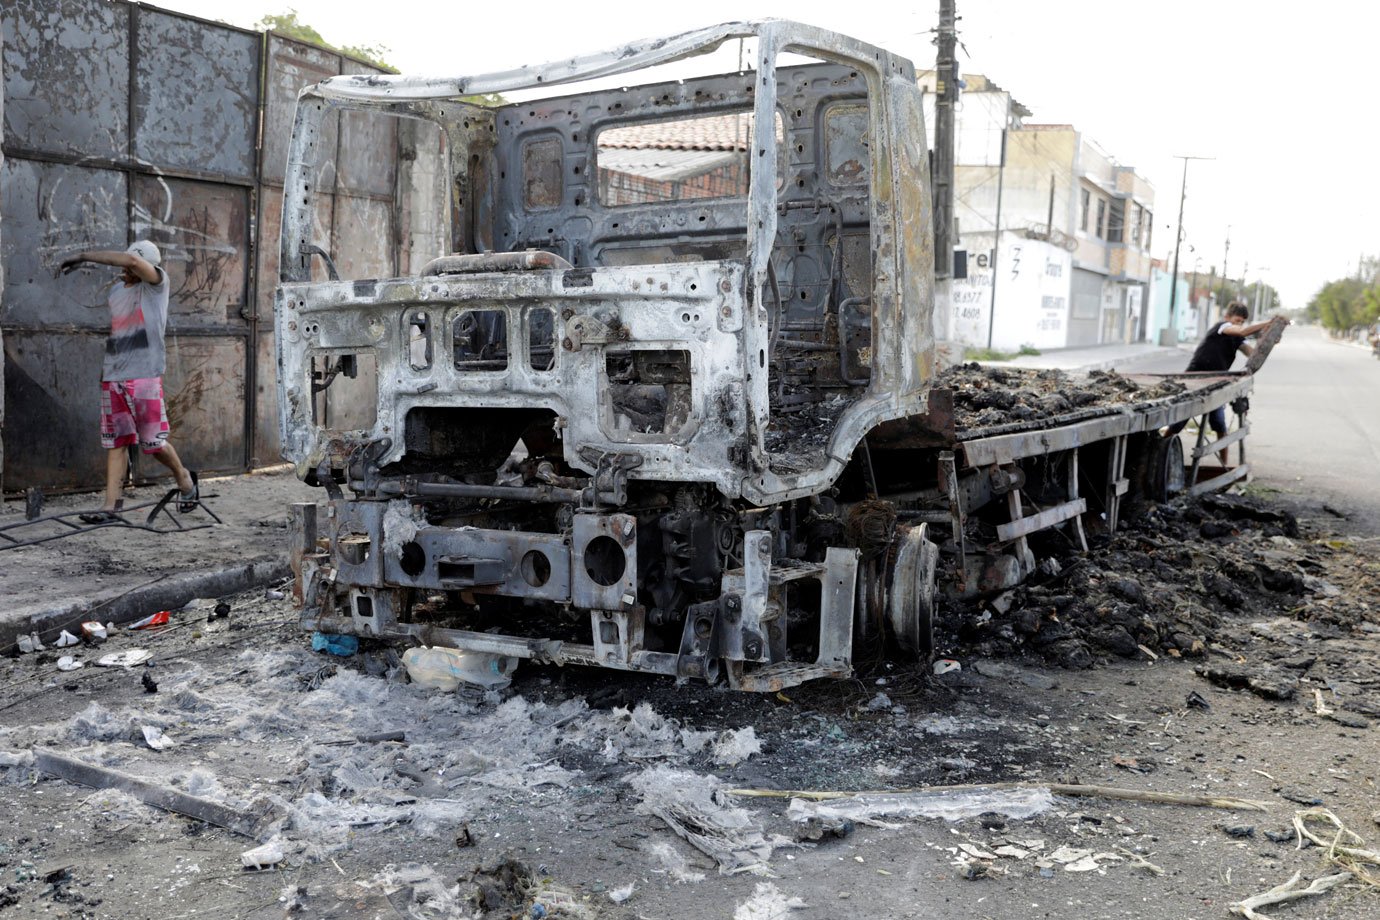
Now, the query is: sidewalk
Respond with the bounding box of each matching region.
[0,467,319,652]
[978,340,1186,373]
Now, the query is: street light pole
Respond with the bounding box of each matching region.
[1217,226,1231,322]
[1189,256,1201,321]
[1163,154,1214,345]
[1251,266,1270,315]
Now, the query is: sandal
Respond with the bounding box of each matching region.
[178,470,200,513]
[79,500,125,525]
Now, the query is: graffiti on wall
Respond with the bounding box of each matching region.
[949,233,1073,350]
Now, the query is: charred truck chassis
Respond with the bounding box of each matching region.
[277,22,1272,690]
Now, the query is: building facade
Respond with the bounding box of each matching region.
[920,73,1157,351]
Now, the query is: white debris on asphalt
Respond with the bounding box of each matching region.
[240,839,285,870]
[733,882,807,919]
[646,841,706,883]
[95,649,153,668]
[140,725,171,750]
[711,726,762,766]
[630,766,788,875]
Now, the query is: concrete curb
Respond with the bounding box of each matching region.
[1074,345,1187,373]
[1,555,289,654]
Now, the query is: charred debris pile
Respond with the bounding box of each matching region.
[940,364,1187,432]
[940,491,1377,672]
[764,365,1186,467]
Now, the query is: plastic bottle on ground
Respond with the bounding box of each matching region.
[402,646,518,691]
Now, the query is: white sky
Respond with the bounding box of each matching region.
[157,0,1378,310]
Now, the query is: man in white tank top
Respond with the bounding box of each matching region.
[60,241,198,523]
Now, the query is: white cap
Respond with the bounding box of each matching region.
[126,240,162,266]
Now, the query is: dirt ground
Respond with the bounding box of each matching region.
[1,488,1378,920]
[0,468,318,623]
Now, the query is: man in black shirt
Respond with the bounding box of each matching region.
[1186,302,1275,374]
[1165,302,1280,464]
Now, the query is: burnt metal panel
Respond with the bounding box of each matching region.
[256,185,284,319]
[1,331,101,490]
[489,62,868,291]
[131,174,250,325]
[396,118,448,275]
[253,330,281,465]
[2,0,130,160]
[261,35,341,187]
[0,18,4,489]
[131,7,259,182]
[1244,317,1288,374]
[336,61,398,199]
[161,335,248,475]
[332,194,395,281]
[1,10,449,490]
[1,157,129,328]
[256,185,336,318]
[0,332,252,490]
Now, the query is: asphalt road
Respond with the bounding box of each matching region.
[1116,324,1380,536]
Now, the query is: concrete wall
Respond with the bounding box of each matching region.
[989,127,1079,239]
[1147,264,1193,343]
[950,230,1071,351]
[0,0,446,492]
[921,77,1160,353]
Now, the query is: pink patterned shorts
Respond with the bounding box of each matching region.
[100,377,170,452]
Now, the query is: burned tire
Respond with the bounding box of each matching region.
[1141,434,1185,503]
[885,524,938,657]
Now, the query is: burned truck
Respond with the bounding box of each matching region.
[277,21,1279,690]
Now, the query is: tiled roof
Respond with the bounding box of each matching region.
[599,113,755,151]
[599,148,740,181]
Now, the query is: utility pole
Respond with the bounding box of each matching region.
[1239,259,1248,302]
[986,124,1008,349]
[1045,174,1055,239]
[1200,265,1217,337]
[1220,227,1231,314]
[1163,154,1213,345]
[933,0,957,279]
[1189,258,1200,321]
[1251,266,1270,315]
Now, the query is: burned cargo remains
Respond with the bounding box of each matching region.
[277,22,1262,690]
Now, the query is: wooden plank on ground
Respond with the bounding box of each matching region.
[996,498,1087,543]
[34,750,269,839]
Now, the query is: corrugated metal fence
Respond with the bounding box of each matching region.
[0,0,433,492]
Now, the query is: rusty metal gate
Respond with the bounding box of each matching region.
[0,0,424,492]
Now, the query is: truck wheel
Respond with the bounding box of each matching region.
[1143,434,1185,503]
[885,524,938,657]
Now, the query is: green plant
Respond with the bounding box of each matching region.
[1017,344,1041,356]
[964,347,1013,361]
[257,10,396,71]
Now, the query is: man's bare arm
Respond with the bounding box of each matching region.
[59,250,160,284]
[1219,317,1282,338]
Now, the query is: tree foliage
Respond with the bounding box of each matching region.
[254,10,501,104]
[1202,279,1280,315]
[1305,257,1380,332]
[256,10,395,72]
